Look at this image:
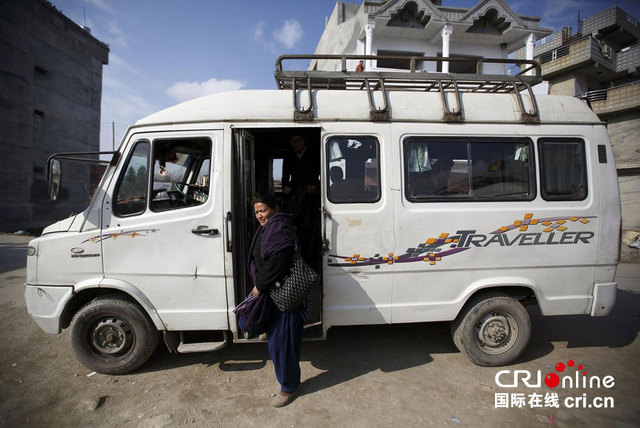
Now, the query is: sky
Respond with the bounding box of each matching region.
[49,0,640,152]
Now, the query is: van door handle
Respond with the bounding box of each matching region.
[191,226,219,236]
[225,212,232,252]
[322,207,331,254]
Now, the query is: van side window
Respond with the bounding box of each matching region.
[150,138,212,211]
[404,138,534,201]
[114,140,149,216]
[326,136,380,203]
[539,139,587,201]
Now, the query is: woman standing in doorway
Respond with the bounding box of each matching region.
[248,194,303,407]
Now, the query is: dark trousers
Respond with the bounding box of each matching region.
[267,303,303,393]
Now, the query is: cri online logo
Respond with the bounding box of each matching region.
[545,360,584,388]
[495,359,615,389]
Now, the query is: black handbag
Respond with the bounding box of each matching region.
[270,253,320,312]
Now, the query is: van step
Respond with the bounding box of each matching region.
[177,341,227,353]
[176,330,229,353]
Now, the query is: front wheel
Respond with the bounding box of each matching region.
[451,293,531,366]
[70,295,159,375]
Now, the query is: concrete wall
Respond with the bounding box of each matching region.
[607,111,640,230]
[617,44,640,73]
[549,79,639,229]
[0,0,109,232]
[619,174,640,231]
[548,74,589,96]
[313,2,365,71]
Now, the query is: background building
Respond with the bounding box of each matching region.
[312,0,551,73]
[0,0,109,232]
[314,0,639,231]
[514,6,640,230]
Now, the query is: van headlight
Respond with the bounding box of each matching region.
[27,246,37,256]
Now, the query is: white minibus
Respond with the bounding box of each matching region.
[25,56,621,374]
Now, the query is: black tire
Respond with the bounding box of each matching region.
[70,295,159,375]
[451,293,531,366]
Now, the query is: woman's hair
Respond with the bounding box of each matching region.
[253,194,279,209]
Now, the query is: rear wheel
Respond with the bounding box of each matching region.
[70,296,159,375]
[451,293,531,366]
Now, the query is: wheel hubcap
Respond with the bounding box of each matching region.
[92,318,132,354]
[476,312,518,354]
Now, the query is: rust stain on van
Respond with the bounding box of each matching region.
[345,218,362,227]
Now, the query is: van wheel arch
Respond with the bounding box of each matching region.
[451,288,535,366]
[61,288,154,330]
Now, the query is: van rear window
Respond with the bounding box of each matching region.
[538,139,587,201]
[403,137,535,202]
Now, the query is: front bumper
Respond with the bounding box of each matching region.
[24,284,73,334]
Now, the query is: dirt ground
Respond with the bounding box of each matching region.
[1,234,639,427]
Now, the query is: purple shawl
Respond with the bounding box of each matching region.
[259,213,297,258]
[248,213,297,284]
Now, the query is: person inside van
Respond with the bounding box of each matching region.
[329,166,348,200]
[249,195,302,407]
[429,155,454,194]
[282,134,320,265]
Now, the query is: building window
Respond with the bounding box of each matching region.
[436,53,481,73]
[377,50,424,70]
[326,136,380,203]
[404,137,535,201]
[538,139,587,201]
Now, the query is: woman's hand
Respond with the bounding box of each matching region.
[252,286,260,298]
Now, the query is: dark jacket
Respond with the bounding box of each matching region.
[282,146,320,193]
[248,213,296,293]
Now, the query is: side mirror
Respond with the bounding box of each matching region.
[45,150,117,201]
[48,159,62,200]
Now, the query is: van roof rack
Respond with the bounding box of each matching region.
[274,54,542,122]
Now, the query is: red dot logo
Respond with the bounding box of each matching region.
[545,359,586,387]
[545,373,560,388]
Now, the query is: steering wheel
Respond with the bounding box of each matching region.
[174,182,208,203]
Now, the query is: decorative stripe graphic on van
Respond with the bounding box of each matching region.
[492,213,594,234]
[327,213,596,267]
[82,229,159,244]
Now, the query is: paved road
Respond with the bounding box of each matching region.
[1,234,639,427]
